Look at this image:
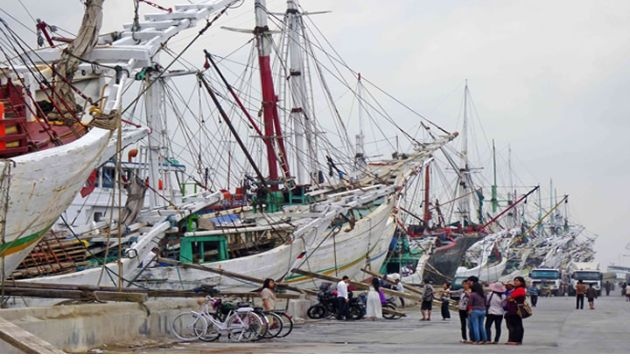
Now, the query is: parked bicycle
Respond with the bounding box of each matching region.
[222,300,294,339]
[171,296,266,342]
[382,296,402,320]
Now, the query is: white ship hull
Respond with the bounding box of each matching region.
[24,187,397,292]
[0,128,112,276]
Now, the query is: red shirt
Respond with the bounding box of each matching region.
[510,287,526,300]
[506,287,526,314]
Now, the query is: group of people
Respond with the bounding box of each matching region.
[620,281,630,301]
[362,275,406,320]
[334,275,383,321]
[457,275,528,345]
[597,280,630,301]
[574,280,599,309]
[259,272,630,350]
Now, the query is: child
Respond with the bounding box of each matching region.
[586,283,597,309]
[441,283,451,320]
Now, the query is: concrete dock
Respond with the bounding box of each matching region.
[91,295,630,354]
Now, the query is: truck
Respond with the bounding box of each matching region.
[529,268,563,296]
[568,262,603,296]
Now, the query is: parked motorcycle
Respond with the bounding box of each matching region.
[307,283,365,320]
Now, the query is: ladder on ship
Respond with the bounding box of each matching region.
[0,82,29,157]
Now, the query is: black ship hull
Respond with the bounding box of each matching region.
[423,235,483,285]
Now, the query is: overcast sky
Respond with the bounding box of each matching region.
[2,0,630,270]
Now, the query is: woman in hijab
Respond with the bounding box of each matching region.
[504,276,527,345]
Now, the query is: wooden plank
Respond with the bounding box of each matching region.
[157,257,317,295]
[358,269,458,311]
[1,287,146,303]
[2,287,85,300]
[93,291,147,303]
[0,317,65,353]
[360,268,424,295]
[382,306,406,317]
[212,292,301,300]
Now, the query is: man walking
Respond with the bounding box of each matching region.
[336,276,350,320]
[575,280,587,309]
[528,283,540,307]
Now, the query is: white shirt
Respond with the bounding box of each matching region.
[396,282,404,292]
[337,280,348,299]
[486,291,505,316]
[625,285,630,295]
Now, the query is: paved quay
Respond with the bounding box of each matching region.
[99,295,630,354]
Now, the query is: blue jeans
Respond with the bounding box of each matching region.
[468,309,487,342]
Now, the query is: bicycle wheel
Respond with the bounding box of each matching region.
[227,311,265,342]
[198,313,221,342]
[307,304,325,319]
[274,311,294,338]
[171,311,207,341]
[263,312,283,338]
[382,303,398,320]
[252,309,270,339]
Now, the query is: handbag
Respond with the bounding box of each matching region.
[517,301,533,319]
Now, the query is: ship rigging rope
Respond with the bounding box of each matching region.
[422,260,452,281]
[289,226,339,276]
[131,0,141,43]
[272,9,443,142]
[267,11,435,154]
[152,64,269,189]
[170,75,253,175]
[17,0,36,24]
[0,162,9,304]
[0,48,64,145]
[0,20,95,121]
[267,10,354,154]
[121,2,233,115]
[56,214,149,290]
[299,12,451,137]
[3,22,97,105]
[264,8,385,160]
[0,8,37,37]
[200,47,389,186]
[163,81,237,186]
[99,134,135,288]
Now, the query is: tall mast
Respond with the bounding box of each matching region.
[550,178,556,231]
[537,182,543,235]
[549,178,553,212]
[457,80,471,227]
[144,73,166,209]
[254,0,290,189]
[423,162,431,227]
[508,144,516,227]
[354,73,366,175]
[491,139,498,213]
[286,0,316,185]
[564,195,569,231]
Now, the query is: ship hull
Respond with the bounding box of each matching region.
[423,235,483,284]
[0,127,112,276]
